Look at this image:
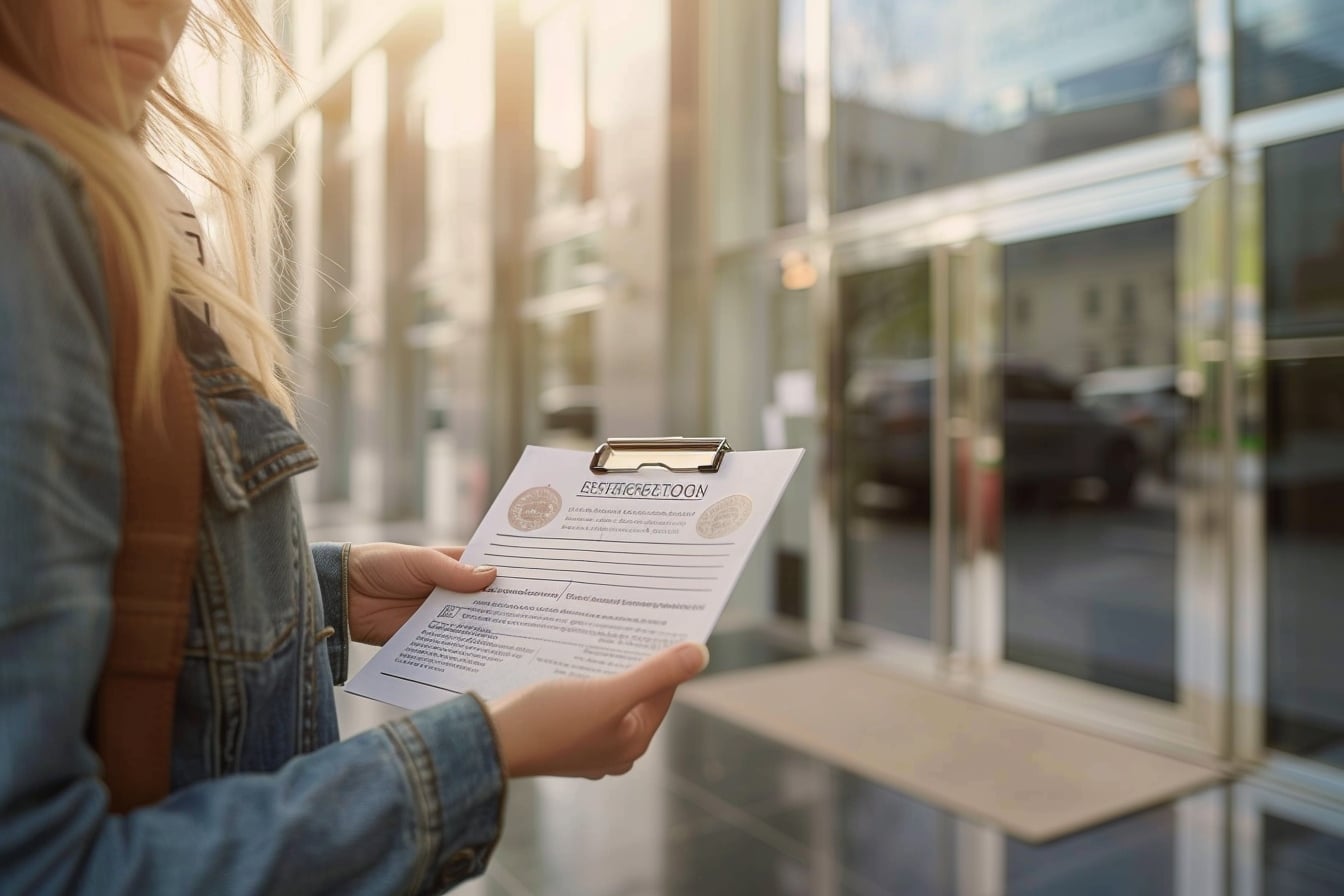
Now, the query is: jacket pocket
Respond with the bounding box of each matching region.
[189,360,319,659]
[194,364,318,512]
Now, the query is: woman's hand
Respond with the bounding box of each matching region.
[488,642,710,779]
[346,543,497,645]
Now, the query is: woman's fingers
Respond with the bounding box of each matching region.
[489,643,709,779]
[606,643,708,712]
[406,547,496,592]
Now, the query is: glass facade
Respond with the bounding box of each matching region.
[1235,0,1344,112]
[830,0,1199,212]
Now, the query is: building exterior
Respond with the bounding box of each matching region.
[200,0,1344,873]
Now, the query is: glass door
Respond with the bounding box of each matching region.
[840,259,934,640]
[998,217,1185,702]
[836,248,957,660]
[971,172,1230,756]
[1260,129,1344,769]
[1236,126,1344,792]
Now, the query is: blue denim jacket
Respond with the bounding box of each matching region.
[0,118,504,895]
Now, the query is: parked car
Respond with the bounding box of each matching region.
[846,359,1142,510]
[1076,366,1186,480]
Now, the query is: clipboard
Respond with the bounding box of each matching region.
[344,436,804,708]
[589,437,733,474]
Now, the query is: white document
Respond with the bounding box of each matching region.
[345,445,804,708]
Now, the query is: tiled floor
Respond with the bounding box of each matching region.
[330,601,1344,896]
[431,629,1344,896]
[459,702,1194,896]
[311,514,1344,894]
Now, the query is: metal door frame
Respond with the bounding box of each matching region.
[1228,92,1344,801]
[810,133,1235,755]
[1233,779,1344,896]
[826,232,963,679]
[960,153,1232,760]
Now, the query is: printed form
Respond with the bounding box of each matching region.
[346,445,804,708]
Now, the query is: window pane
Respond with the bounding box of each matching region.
[1263,815,1344,893]
[1264,130,1344,340]
[1007,804,1176,895]
[840,262,934,639]
[1001,218,1183,701]
[1236,0,1344,111]
[1265,356,1344,766]
[831,0,1198,212]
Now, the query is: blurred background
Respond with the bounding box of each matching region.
[181,1,1344,892]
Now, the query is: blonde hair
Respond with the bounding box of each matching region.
[0,0,294,417]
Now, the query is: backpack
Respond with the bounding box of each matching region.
[94,293,202,814]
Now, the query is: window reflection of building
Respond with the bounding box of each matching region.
[1001,217,1182,702]
[1293,222,1344,316]
[830,0,1199,211]
[1236,0,1344,111]
[1266,131,1344,338]
[1003,220,1176,379]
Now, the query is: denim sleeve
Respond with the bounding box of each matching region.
[311,541,352,685]
[0,138,505,895]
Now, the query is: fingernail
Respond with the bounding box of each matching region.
[475,565,496,575]
[679,643,710,674]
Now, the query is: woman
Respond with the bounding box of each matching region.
[0,1,709,893]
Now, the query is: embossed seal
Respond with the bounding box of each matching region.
[696,494,753,539]
[507,485,563,531]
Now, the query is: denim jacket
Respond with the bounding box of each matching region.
[0,118,504,895]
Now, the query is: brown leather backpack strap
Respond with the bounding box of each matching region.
[95,299,202,814]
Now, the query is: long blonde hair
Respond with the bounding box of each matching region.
[0,1,294,417]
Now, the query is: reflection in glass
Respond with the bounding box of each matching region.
[1264,130,1344,340]
[776,0,806,225]
[770,283,816,618]
[1001,218,1182,701]
[1006,804,1176,895]
[1263,815,1344,892]
[840,262,933,639]
[1235,0,1344,111]
[1266,358,1344,766]
[830,0,1198,212]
